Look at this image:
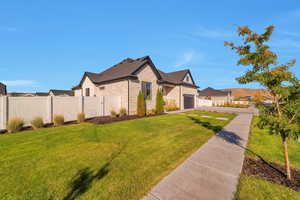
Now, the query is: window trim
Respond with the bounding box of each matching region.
[142,81,152,100]
[85,88,90,96]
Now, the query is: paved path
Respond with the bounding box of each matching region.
[197,106,258,115]
[143,112,253,200]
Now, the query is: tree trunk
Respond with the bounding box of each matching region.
[283,137,292,180]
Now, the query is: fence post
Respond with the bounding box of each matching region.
[100,96,104,116]
[79,96,84,113]
[0,96,8,130]
[47,96,53,123]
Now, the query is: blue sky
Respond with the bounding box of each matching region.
[1,0,300,92]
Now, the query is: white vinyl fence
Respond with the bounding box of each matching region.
[197,99,213,107]
[0,96,121,130]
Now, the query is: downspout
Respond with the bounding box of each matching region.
[179,85,182,110]
[127,80,130,115]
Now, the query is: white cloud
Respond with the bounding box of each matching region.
[1,80,38,87]
[192,26,233,39]
[174,50,204,67]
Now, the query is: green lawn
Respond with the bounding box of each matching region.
[0,111,235,200]
[235,117,300,200]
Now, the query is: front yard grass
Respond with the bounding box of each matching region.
[235,117,300,200]
[0,111,235,200]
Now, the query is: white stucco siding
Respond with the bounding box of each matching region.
[183,73,193,84]
[97,80,128,112]
[136,64,159,111]
[163,86,180,108]
[128,64,160,114]
[76,76,100,97]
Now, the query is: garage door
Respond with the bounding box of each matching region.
[183,94,194,109]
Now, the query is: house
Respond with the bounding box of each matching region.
[222,88,272,103]
[49,90,74,96]
[0,82,7,96]
[72,56,199,114]
[198,87,232,106]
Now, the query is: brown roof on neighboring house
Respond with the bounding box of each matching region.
[73,56,198,89]
[49,90,74,96]
[221,88,271,99]
[198,87,230,96]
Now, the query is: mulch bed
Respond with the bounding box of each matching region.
[86,113,165,125]
[242,157,300,192]
[0,114,165,135]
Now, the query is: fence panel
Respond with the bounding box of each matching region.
[52,97,80,122]
[0,95,121,130]
[198,99,213,107]
[104,96,121,116]
[84,96,103,118]
[0,97,3,129]
[8,97,49,126]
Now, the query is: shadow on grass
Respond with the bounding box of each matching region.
[188,116,286,177]
[63,143,128,200]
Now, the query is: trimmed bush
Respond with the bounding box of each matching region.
[137,91,146,116]
[110,110,118,118]
[164,101,179,111]
[147,109,156,115]
[31,116,44,130]
[7,118,24,133]
[77,112,85,123]
[53,115,64,126]
[155,89,164,114]
[119,108,127,117]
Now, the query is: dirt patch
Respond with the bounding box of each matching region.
[86,114,164,125]
[242,157,300,192]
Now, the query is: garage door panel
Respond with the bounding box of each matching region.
[184,94,194,109]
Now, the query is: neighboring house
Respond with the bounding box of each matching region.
[198,87,232,105]
[222,88,272,103]
[73,56,198,114]
[0,82,7,96]
[49,90,74,96]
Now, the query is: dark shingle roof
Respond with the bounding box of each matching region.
[73,56,198,89]
[198,87,229,96]
[0,82,7,95]
[49,90,74,96]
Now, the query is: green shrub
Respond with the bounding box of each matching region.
[156,89,164,114]
[7,118,24,133]
[31,116,44,130]
[53,115,64,126]
[137,91,146,116]
[119,108,127,117]
[77,112,85,123]
[110,110,118,118]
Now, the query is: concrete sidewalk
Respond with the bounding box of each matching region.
[143,113,253,200]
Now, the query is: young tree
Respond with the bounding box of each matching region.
[225,26,300,180]
[155,88,164,114]
[137,91,146,116]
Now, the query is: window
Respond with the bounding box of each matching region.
[186,75,190,82]
[85,88,90,96]
[142,81,152,100]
